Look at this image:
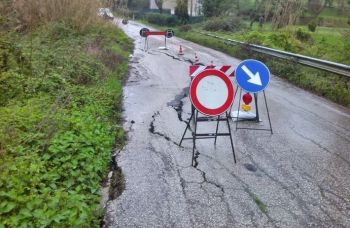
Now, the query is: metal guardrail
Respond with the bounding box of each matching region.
[201,33,350,77]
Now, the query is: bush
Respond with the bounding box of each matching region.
[340,29,350,64]
[308,20,317,32]
[295,28,313,43]
[246,30,266,45]
[145,12,178,27]
[189,16,205,24]
[267,32,292,50]
[179,24,192,32]
[203,17,247,32]
[11,0,102,31]
[317,17,324,26]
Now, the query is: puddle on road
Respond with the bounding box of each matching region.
[167,87,189,121]
[167,87,204,167]
[244,163,258,172]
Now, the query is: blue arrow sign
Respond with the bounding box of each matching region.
[235,59,270,93]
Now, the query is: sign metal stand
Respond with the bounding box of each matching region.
[232,87,273,133]
[179,69,237,166]
[179,111,236,166]
[231,59,273,133]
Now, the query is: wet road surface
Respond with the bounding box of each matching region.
[103,20,350,227]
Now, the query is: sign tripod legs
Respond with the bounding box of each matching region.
[179,109,237,166]
[232,87,273,134]
[143,37,149,51]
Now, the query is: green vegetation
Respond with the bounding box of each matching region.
[0,0,133,226]
[145,12,178,27]
[245,189,268,214]
[202,17,247,32]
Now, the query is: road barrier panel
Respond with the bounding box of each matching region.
[139,28,174,50]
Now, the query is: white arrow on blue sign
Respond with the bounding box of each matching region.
[235,59,270,93]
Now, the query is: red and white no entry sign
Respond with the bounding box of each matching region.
[190,69,234,116]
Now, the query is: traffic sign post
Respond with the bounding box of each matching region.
[179,69,237,166]
[231,59,273,133]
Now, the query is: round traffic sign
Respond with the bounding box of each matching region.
[139,28,149,37]
[166,29,174,38]
[235,59,270,93]
[190,69,234,116]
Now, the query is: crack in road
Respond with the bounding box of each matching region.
[167,87,188,121]
[196,152,282,225]
[163,84,278,225]
[158,49,206,66]
[140,50,343,226]
[149,111,179,145]
[149,107,238,225]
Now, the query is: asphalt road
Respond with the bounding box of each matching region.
[103,19,350,227]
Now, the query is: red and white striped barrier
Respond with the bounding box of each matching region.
[189,65,235,77]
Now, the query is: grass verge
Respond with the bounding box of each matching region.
[0,21,133,227]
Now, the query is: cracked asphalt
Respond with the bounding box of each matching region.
[103,20,350,227]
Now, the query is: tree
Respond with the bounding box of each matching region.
[198,0,230,18]
[271,0,303,30]
[127,0,149,8]
[113,0,127,9]
[226,0,256,12]
[249,0,265,28]
[307,0,332,19]
[348,0,350,25]
[155,0,166,13]
[234,0,240,11]
[175,0,189,24]
[153,0,177,14]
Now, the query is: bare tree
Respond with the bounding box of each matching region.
[271,0,303,30]
[263,0,274,24]
[249,0,265,28]
[175,0,189,23]
[198,0,231,18]
[307,0,332,19]
[154,0,176,14]
[155,0,165,13]
[113,0,128,9]
[233,0,240,11]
